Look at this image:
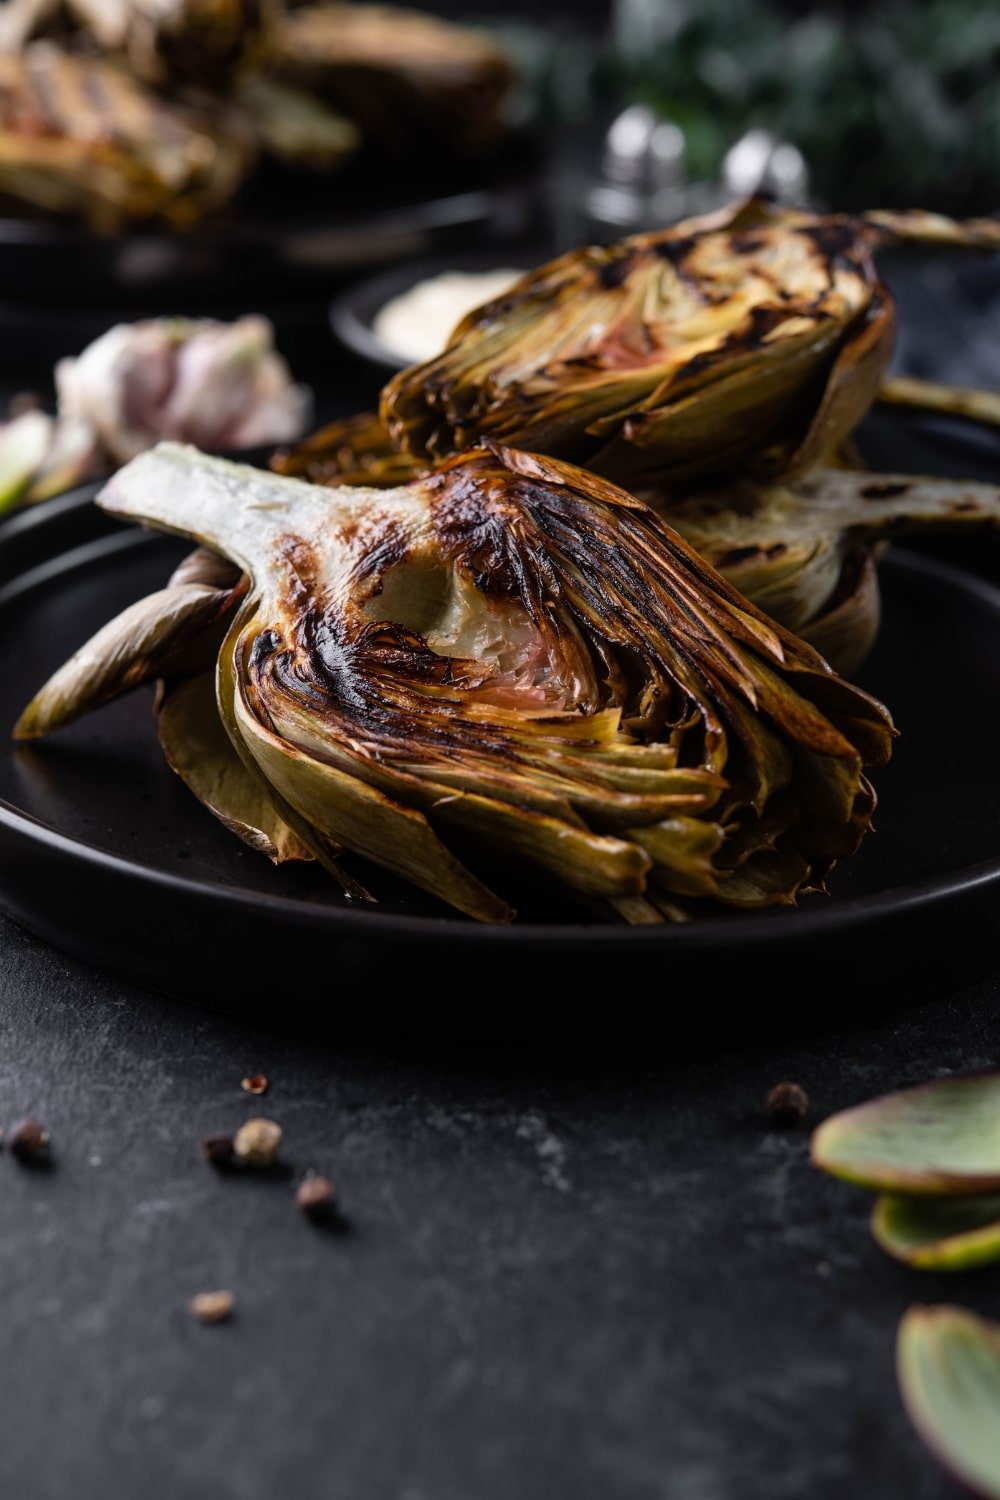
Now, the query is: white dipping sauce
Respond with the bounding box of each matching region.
[372,267,524,364]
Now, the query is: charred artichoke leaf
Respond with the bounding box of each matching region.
[13,566,245,740]
[641,464,1000,676]
[270,410,426,489]
[877,374,1000,432]
[212,598,376,901]
[381,196,1000,491]
[76,438,895,923]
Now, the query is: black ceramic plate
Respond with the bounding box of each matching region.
[3,483,1000,1029]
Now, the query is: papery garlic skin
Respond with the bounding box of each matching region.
[54,314,312,466]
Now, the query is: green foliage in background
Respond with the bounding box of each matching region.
[478,1,1000,216]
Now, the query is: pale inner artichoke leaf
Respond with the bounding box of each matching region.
[232,662,516,924]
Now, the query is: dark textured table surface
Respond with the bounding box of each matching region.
[2,910,999,1500]
[3,241,1000,1500]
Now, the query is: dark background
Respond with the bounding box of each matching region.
[2,4,1000,1499]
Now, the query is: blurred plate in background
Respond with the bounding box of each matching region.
[328,245,547,374]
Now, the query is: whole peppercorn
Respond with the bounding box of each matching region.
[189,1289,235,1324]
[202,1134,235,1168]
[296,1174,336,1222]
[8,1119,50,1162]
[764,1081,810,1126]
[233,1117,282,1168]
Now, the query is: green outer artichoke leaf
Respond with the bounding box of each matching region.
[873,1193,1000,1271]
[897,1304,1000,1500]
[156,669,314,865]
[811,1071,1000,1195]
[13,578,241,740]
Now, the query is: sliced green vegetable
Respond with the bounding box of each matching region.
[898,1304,1000,1500]
[873,1193,1000,1271]
[0,410,52,513]
[811,1071,1000,1195]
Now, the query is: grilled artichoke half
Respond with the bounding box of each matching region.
[15,440,896,925]
[380,196,1000,491]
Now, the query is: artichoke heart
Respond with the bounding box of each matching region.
[380,196,1000,490]
[15,439,896,924]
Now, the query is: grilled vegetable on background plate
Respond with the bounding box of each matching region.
[276,195,1000,677]
[0,41,254,231]
[13,440,896,926]
[0,0,517,228]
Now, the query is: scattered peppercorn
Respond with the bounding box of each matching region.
[8,1119,50,1162]
[296,1174,336,1221]
[202,1134,235,1168]
[189,1289,235,1324]
[764,1081,810,1126]
[233,1117,282,1168]
[241,1075,268,1096]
